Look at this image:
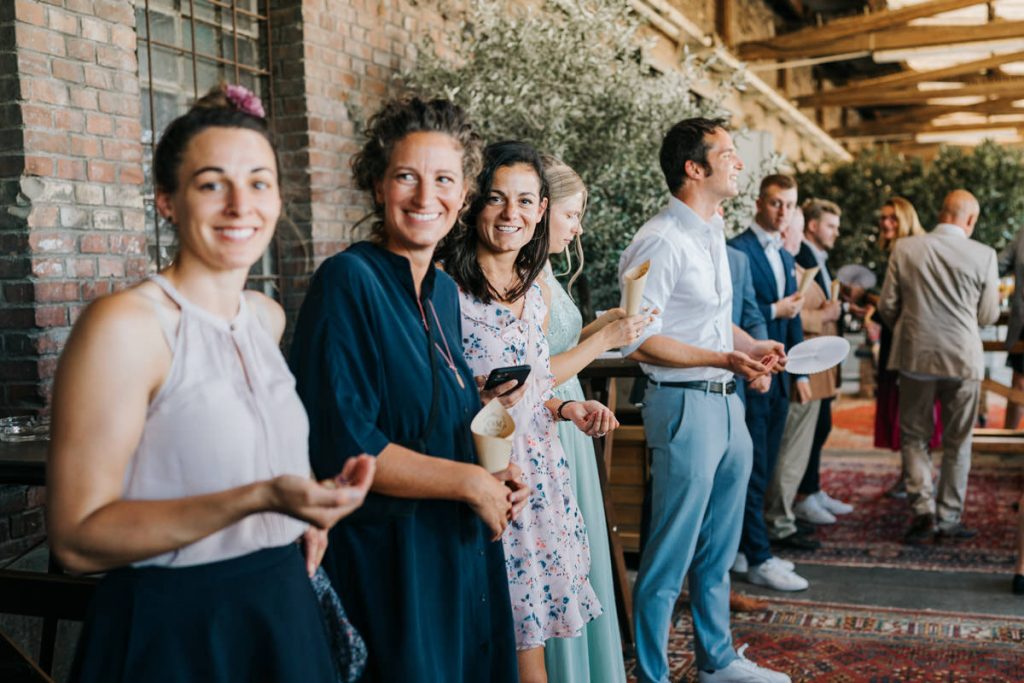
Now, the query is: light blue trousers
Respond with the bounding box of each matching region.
[633,385,753,683]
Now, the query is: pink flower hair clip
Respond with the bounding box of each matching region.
[223,84,266,118]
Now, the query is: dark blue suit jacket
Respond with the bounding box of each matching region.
[728,228,804,397]
[796,241,829,299]
[796,241,845,335]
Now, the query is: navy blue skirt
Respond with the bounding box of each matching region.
[71,544,338,683]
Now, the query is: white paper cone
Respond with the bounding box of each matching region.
[798,266,820,296]
[471,399,515,473]
[624,260,651,316]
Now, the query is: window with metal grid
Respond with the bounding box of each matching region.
[136,0,280,299]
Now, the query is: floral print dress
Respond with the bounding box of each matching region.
[459,282,601,650]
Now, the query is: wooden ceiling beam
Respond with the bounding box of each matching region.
[796,76,1024,107]
[737,0,986,58]
[738,19,1024,61]
[831,98,1024,135]
[812,49,1024,100]
[834,118,1024,138]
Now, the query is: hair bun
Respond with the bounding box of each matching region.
[192,83,266,119]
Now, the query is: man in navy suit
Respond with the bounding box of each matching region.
[728,174,810,592]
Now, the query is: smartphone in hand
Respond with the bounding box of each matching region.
[483,365,532,394]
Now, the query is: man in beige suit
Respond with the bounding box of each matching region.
[766,200,846,550]
[878,189,1000,544]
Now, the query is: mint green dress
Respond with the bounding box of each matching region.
[543,265,626,683]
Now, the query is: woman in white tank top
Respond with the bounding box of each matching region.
[46,85,374,683]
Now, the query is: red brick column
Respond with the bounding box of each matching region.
[269,0,450,331]
[1,0,145,415]
[0,0,145,561]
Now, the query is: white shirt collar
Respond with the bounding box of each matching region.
[750,222,783,250]
[667,196,716,234]
[933,223,967,239]
[805,239,829,262]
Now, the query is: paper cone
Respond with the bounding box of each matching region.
[623,260,651,316]
[830,280,841,301]
[471,399,515,473]
[798,266,819,296]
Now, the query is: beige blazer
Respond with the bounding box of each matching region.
[877,224,999,380]
[793,267,839,401]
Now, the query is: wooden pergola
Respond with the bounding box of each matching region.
[725,0,1024,156]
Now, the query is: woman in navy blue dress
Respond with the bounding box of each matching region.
[290,97,527,682]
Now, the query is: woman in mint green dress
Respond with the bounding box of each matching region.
[541,156,652,683]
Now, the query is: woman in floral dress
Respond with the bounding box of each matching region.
[440,141,616,683]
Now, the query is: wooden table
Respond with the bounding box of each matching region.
[578,357,643,651]
[0,440,47,486]
[0,439,79,676]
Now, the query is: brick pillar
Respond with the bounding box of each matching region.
[269,0,449,330]
[0,0,146,562]
[1,0,146,415]
[269,1,316,326]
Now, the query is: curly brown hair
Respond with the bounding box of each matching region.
[351,96,483,243]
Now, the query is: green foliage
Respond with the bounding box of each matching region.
[797,141,1024,281]
[401,0,739,311]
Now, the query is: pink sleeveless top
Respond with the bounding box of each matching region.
[124,275,310,567]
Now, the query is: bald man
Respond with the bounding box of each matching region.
[878,189,999,544]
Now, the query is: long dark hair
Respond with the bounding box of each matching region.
[440,140,549,304]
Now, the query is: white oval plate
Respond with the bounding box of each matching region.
[784,336,851,375]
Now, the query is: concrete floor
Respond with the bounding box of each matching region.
[736,563,1024,618]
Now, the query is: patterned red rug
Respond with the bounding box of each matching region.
[628,598,1024,682]
[775,460,1022,573]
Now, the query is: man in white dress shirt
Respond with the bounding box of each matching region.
[621,118,790,683]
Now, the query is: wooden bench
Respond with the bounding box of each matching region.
[0,568,96,675]
[608,425,647,554]
[0,629,53,683]
[972,427,1024,454]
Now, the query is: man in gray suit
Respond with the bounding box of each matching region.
[878,189,1000,544]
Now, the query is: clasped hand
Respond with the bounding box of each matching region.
[727,340,787,385]
[467,462,530,541]
[560,399,619,437]
[599,306,657,350]
[775,292,804,319]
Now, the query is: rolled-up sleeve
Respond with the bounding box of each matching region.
[291,257,390,479]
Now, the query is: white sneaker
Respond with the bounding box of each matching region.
[815,490,853,515]
[793,494,837,525]
[697,644,792,682]
[732,553,793,574]
[747,557,809,592]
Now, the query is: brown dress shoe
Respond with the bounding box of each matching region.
[730,591,768,612]
[904,513,935,545]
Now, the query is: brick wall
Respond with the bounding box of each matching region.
[0,0,849,564]
[270,0,451,328]
[0,0,144,562]
[1,0,144,416]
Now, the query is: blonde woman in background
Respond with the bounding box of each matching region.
[872,197,941,494]
[542,156,651,682]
